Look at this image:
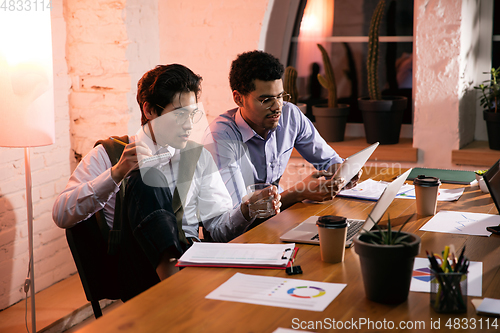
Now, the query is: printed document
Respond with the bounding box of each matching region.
[206,273,347,312]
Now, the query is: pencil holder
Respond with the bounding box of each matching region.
[430,270,467,313]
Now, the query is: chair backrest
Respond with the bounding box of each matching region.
[66,217,120,318]
[65,136,128,317]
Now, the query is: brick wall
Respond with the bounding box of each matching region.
[0,0,272,310]
[158,0,271,124]
[0,0,160,310]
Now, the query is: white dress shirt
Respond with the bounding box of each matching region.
[52,129,252,242]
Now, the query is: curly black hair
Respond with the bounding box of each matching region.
[137,64,202,125]
[229,50,284,95]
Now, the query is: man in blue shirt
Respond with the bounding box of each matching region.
[205,50,359,210]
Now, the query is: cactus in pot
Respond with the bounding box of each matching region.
[284,66,299,105]
[316,44,338,108]
[358,0,407,145]
[312,44,349,142]
[367,0,385,101]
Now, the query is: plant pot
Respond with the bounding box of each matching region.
[297,103,307,114]
[475,174,490,193]
[358,96,407,145]
[353,231,421,304]
[312,104,350,142]
[484,110,500,150]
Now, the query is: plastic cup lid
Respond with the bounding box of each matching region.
[413,175,441,187]
[316,215,347,229]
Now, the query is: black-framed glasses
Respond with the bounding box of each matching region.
[156,104,204,125]
[258,92,291,110]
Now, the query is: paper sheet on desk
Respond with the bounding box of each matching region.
[338,179,464,201]
[206,273,347,312]
[420,211,499,236]
[410,258,482,296]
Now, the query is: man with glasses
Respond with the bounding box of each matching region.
[205,50,359,210]
[53,64,280,301]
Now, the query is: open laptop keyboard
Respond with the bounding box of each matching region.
[310,219,365,242]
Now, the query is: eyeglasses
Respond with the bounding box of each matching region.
[156,104,204,125]
[258,92,291,110]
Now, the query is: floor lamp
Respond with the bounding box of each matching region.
[0,10,55,333]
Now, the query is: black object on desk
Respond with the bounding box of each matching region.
[484,159,500,213]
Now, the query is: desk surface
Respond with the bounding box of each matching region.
[77,167,500,333]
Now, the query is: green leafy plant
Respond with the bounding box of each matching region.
[317,43,338,108]
[283,66,299,105]
[361,214,412,245]
[474,169,488,176]
[474,67,500,113]
[367,0,386,101]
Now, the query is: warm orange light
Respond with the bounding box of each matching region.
[299,0,334,36]
[0,10,55,147]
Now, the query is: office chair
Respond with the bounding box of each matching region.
[66,218,121,318]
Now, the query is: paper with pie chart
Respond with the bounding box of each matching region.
[409,257,482,296]
[206,273,347,312]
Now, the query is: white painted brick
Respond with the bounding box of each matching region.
[0,148,24,163]
[0,227,16,250]
[54,178,70,194]
[31,167,66,188]
[0,238,28,266]
[0,163,19,182]
[35,238,71,276]
[0,177,26,197]
[37,183,56,201]
[79,74,131,92]
[33,201,56,224]
[39,225,65,245]
[42,150,70,168]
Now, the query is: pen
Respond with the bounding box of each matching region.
[441,245,450,272]
[109,137,128,147]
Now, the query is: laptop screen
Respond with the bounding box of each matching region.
[484,159,500,214]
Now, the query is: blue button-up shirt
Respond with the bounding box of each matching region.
[205,103,343,207]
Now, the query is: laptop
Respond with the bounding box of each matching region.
[484,159,500,213]
[481,159,500,235]
[280,168,413,247]
[333,142,379,184]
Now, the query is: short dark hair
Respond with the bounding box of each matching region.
[229,50,284,95]
[137,64,202,125]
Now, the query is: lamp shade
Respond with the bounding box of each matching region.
[0,10,55,148]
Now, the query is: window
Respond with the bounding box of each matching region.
[493,0,500,69]
[288,0,414,124]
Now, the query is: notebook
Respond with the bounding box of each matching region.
[407,167,476,185]
[280,168,413,247]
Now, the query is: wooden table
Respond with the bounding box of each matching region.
[77,167,500,332]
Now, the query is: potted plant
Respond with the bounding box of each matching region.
[474,67,500,150]
[353,216,421,304]
[283,66,307,114]
[358,0,407,144]
[311,44,350,142]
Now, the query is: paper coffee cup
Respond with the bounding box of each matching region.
[413,175,441,216]
[316,215,347,263]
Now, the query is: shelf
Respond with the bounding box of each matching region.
[291,137,418,162]
[452,141,500,167]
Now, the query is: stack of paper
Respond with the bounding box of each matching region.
[177,243,296,269]
[338,179,464,201]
